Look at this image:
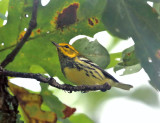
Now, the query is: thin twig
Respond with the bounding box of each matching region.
[0,44,16,52]
[0,69,111,92]
[1,0,39,68]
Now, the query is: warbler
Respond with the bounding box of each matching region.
[52,41,133,90]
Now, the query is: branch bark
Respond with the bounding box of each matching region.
[0,0,39,68]
[0,69,111,92]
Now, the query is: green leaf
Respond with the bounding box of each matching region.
[114,46,141,75]
[69,114,94,123]
[40,83,65,118]
[107,52,121,68]
[114,63,142,75]
[0,0,9,26]
[102,0,160,90]
[120,46,140,66]
[72,37,110,69]
[29,65,45,73]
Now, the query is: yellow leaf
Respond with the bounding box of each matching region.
[8,82,57,123]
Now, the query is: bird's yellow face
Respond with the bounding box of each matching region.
[52,42,79,58]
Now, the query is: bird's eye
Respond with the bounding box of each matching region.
[64,45,69,48]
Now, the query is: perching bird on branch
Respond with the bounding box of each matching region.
[52,41,133,90]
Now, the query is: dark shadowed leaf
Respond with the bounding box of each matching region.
[72,38,110,69]
[102,0,160,90]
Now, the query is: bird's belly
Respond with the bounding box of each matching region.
[63,67,106,85]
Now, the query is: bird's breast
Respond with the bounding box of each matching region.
[63,66,107,85]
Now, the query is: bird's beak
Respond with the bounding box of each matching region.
[52,41,60,48]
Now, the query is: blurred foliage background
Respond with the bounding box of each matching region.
[0,0,160,122]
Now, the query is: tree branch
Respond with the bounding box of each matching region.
[0,69,111,92]
[1,0,39,68]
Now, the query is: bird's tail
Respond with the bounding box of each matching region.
[104,79,133,90]
[113,82,133,90]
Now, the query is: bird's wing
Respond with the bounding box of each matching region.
[78,57,119,83]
